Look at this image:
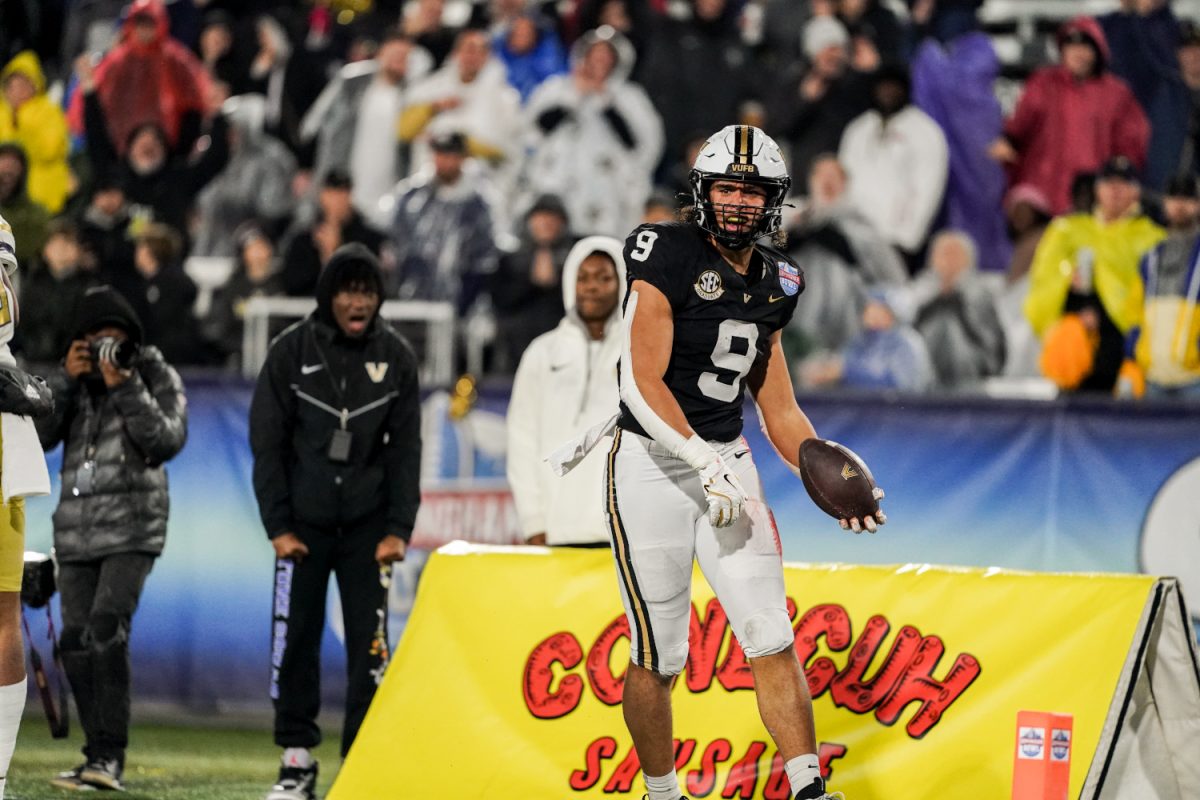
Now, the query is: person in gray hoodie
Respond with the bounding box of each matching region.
[190,94,297,258]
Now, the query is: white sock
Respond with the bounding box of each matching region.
[785,753,822,798]
[282,747,313,769]
[0,677,27,800]
[644,770,682,800]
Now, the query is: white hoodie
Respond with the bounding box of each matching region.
[506,236,626,545]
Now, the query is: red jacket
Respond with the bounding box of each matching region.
[67,0,209,155]
[1004,16,1149,214]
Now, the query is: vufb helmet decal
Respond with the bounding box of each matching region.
[729,125,758,174]
[689,125,791,249]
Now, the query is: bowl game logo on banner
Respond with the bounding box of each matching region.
[1018,726,1045,759]
[1051,728,1071,762]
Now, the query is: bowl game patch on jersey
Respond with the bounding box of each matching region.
[778,261,801,296]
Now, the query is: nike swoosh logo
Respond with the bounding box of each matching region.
[768,294,785,303]
[733,450,749,459]
[301,364,323,375]
[550,363,570,372]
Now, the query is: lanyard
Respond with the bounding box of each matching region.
[307,326,350,429]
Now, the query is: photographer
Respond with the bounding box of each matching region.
[36,285,187,792]
[250,244,420,800]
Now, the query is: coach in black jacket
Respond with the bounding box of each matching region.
[249,244,421,798]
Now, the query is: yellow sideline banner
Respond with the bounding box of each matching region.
[332,544,1163,799]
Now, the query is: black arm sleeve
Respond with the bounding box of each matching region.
[82,91,120,177]
[183,113,231,193]
[249,332,298,538]
[535,105,572,135]
[383,338,422,542]
[602,105,636,150]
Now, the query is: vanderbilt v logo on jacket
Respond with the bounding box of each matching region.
[365,362,388,383]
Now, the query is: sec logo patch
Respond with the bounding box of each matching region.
[778,261,801,296]
[694,269,724,300]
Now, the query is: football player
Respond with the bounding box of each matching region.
[611,126,884,800]
[0,214,53,799]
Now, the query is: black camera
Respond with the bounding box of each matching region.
[89,336,140,369]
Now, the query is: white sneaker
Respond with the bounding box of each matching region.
[265,760,318,800]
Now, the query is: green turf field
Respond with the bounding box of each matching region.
[9,719,341,799]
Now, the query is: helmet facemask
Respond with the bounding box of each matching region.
[690,171,790,249]
[688,125,792,250]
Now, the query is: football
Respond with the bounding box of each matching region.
[798,438,880,522]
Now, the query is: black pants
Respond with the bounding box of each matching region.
[57,553,156,765]
[270,516,389,757]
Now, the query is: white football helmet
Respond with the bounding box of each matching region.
[689,125,791,248]
[0,214,17,350]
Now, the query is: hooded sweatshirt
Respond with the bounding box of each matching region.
[0,51,71,213]
[521,28,664,237]
[839,65,949,253]
[506,235,625,545]
[249,244,422,541]
[1004,17,1149,215]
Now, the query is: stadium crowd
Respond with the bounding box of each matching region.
[2,0,1200,398]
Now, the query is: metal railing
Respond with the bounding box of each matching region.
[240,296,456,385]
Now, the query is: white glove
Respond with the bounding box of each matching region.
[678,435,747,528]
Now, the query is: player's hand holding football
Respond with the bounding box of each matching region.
[798,439,887,534]
[679,435,747,528]
[840,487,886,534]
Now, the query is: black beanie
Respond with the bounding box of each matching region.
[315,244,385,328]
[73,285,144,345]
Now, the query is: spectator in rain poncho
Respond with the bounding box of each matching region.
[990,16,1149,215]
[389,131,497,313]
[493,10,568,103]
[191,94,297,258]
[0,51,71,213]
[912,30,1011,273]
[399,29,522,193]
[912,230,1007,389]
[786,153,907,357]
[519,26,663,237]
[300,30,433,227]
[66,0,210,159]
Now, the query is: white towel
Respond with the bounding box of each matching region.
[1,412,49,503]
[544,413,618,477]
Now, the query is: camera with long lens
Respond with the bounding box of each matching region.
[89,336,140,370]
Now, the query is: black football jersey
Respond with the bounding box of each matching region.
[617,222,804,443]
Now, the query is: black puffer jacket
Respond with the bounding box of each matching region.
[249,245,422,541]
[35,288,188,562]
